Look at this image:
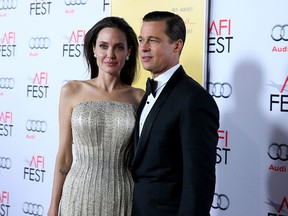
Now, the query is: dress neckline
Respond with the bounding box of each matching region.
[73,100,137,110]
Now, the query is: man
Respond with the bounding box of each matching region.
[131,11,219,216]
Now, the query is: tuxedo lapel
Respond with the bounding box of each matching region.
[132,66,186,168]
[134,93,148,148]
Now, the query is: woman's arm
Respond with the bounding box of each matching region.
[48,84,74,216]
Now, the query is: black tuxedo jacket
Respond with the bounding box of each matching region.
[131,66,219,216]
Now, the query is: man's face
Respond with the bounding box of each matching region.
[138,21,180,77]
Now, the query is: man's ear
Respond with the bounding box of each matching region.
[174,39,184,53]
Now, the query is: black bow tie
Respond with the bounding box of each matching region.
[146,78,157,97]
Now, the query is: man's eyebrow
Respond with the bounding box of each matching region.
[138,36,160,40]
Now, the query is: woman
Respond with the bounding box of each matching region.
[48,16,144,216]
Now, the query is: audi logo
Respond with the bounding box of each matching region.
[268,143,288,161]
[0,77,15,89]
[29,37,50,49]
[271,24,288,41]
[212,193,230,210]
[64,0,87,6]
[26,120,47,133]
[22,202,44,216]
[208,82,232,98]
[0,157,12,169]
[0,0,18,10]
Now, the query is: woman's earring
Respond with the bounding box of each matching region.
[126,56,129,60]
[94,53,97,58]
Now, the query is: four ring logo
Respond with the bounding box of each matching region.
[268,143,288,161]
[64,0,87,6]
[29,37,50,49]
[0,77,15,89]
[0,0,18,10]
[0,157,12,169]
[22,202,44,216]
[271,24,288,41]
[26,120,47,133]
[208,82,232,98]
[212,193,230,210]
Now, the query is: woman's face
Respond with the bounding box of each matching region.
[93,27,130,76]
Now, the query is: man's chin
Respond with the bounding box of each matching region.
[141,64,153,72]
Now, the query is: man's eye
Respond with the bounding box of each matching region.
[149,39,157,43]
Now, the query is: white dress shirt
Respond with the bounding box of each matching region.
[139,63,180,136]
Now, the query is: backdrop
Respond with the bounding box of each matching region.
[208,0,288,215]
[1,0,287,216]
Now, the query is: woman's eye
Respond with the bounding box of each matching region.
[99,44,107,49]
[116,45,124,50]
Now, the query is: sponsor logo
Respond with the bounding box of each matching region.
[0,157,12,169]
[27,72,49,99]
[29,37,50,49]
[0,111,13,137]
[0,32,16,57]
[0,78,15,89]
[23,155,46,183]
[28,37,50,57]
[217,130,230,165]
[268,143,288,161]
[30,0,52,15]
[0,0,18,10]
[22,202,44,216]
[0,191,10,216]
[208,19,233,53]
[269,76,288,112]
[266,196,288,216]
[64,0,87,6]
[212,193,230,211]
[268,143,287,173]
[64,0,88,13]
[26,120,47,133]
[271,25,288,41]
[208,82,232,98]
[271,24,288,53]
[62,30,85,57]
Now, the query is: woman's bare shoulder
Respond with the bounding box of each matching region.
[61,80,89,94]
[59,80,89,106]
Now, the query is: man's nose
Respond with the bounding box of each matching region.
[140,40,150,52]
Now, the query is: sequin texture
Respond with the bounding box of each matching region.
[59,101,135,216]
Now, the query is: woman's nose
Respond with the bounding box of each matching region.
[106,48,116,58]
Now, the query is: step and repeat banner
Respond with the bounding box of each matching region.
[208,0,288,216]
[1,0,287,215]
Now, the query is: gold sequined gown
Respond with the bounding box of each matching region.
[59,101,135,216]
